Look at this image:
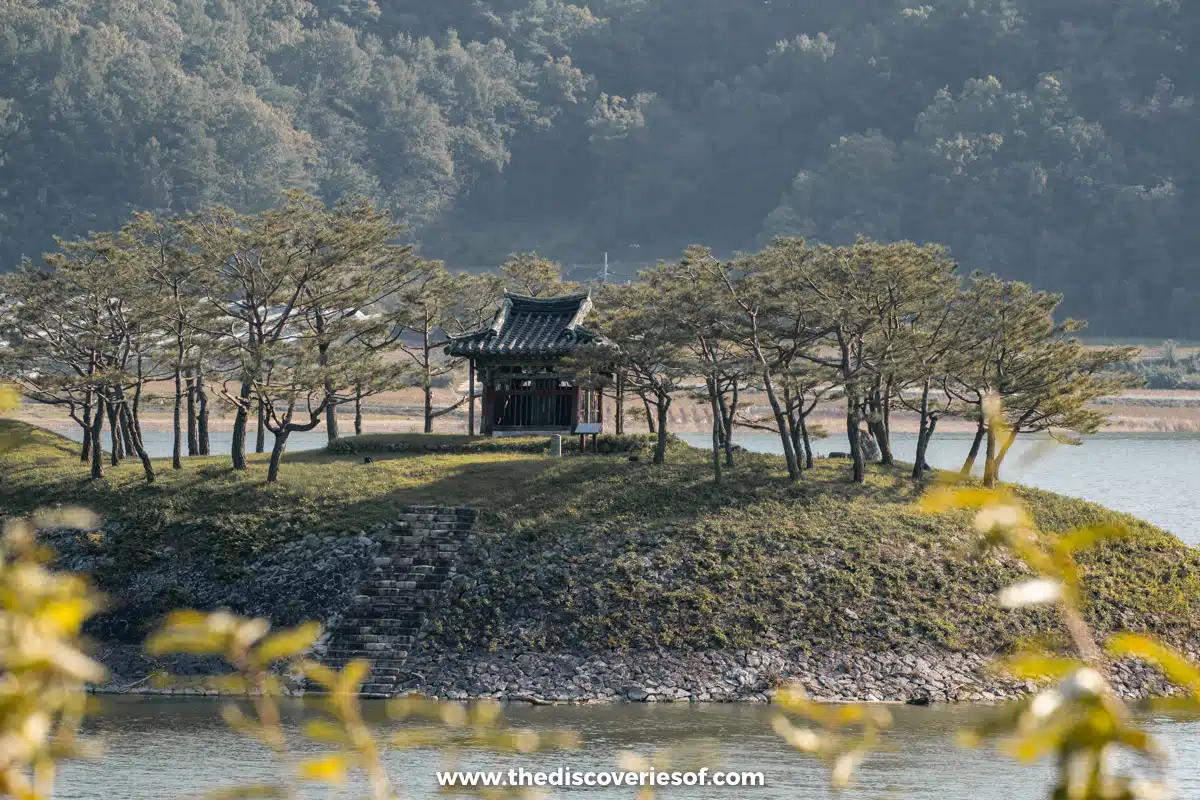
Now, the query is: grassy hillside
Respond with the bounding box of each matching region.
[2,420,1198,654]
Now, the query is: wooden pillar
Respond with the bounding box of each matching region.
[615,373,624,435]
[468,359,476,436]
[482,367,493,436]
[597,386,604,432]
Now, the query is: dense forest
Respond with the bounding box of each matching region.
[1,0,1196,335]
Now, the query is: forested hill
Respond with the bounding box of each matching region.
[1,1,1196,336]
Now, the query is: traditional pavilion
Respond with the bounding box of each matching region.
[446,292,612,438]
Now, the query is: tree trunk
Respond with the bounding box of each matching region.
[868,389,893,466]
[871,418,894,465]
[325,395,340,443]
[983,423,999,487]
[653,396,671,465]
[846,396,865,484]
[785,388,805,470]
[642,395,656,434]
[186,369,199,457]
[912,380,931,480]
[354,384,364,436]
[119,410,135,461]
[960,417,986,477]
[837,333,865,483]
[80,389,93,463]
[255,400,266,454]
[719,383,738,467]
[131,358,144,440]
[880,378,894,464]
[790,414,805,469]
[706,376,723,485]
[614,373,624,435]
[231,381,251,470]
[761,370,800,480]
[267,428,291,483]
[994,429,1019,483]
[799,413,814,469]
[925,415,938,467]
[106,398,121,466]
[172,367,184,470]
[424,383,434,434]
[423,331,434,434]
[120,403,155,484]
[196,367,210,456]
[89,393,104,480]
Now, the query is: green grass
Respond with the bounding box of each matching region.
[3,419,1199,655]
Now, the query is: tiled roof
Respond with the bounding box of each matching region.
[445,292,606,358]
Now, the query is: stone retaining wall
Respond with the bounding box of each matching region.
[395,644,1178,704]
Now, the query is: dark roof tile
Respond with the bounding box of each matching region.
[445,292,607,358]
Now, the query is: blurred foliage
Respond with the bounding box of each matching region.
[0,385,18,414]
[0,509,106,799]
[915,398,1189,799]
[775,397,1200,797]
[148,610,580,799]
[771,688,892,790]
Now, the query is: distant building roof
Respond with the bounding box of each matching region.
[445,292,607,358]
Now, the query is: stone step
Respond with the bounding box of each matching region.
[321,504,473,697]
[339,628,420,639]
[345,619,421,628]
[340,617,422,627]
[332,636,416,647]
[324,648,410,661]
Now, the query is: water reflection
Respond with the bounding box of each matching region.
[62,698,1200,799]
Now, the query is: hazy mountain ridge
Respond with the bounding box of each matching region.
[1,0,1195,334]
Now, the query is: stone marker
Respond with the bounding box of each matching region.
[550,434,562,457]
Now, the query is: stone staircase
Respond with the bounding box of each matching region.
[322,506,476,697]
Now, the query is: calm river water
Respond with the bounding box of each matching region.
[61,698,1199,799]
[53,428,1200,798]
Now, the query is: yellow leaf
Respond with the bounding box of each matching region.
[334,660,371,696]
[831,748,864,789]
[144,630,227,656]
[302,719,349,745]
[1004,717,1072,763]
[918,486,1008,514]
[299,755,350,785]
[1108,634,1200,695]
[1056,525,1128,555]
[993,653,1082,681]
[252,622,320,667]
[211,675,249,694]
[233,618,271,651]
[298,660,336,689]
[37,598,95,634]
[1146,696,1200,713]
[0,384,19,414]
